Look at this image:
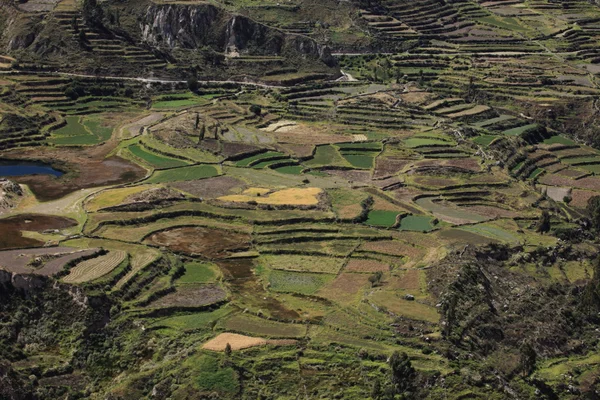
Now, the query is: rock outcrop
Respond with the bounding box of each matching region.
[140,4,336,67]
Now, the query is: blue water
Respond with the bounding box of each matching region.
[0,161,64,177]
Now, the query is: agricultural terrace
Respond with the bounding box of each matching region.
[5,9,600,395]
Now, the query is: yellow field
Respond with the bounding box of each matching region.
[218,187,322,206]
[202,333,267,351]
[63,250,127,284]
[85,185,157,212]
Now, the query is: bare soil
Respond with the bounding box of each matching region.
[149,284,226,308]
[0,214,77,250]
[144,226,250,258]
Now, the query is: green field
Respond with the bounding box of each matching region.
[50,116,114,145]
[178,262,220,284]
[146,164,220,183]
[365,210,401,227]
[235,151,285,167]
[128,144,189,169]
[503,123,538,136]
[398,215,436,232]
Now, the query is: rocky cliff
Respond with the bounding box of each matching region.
[140,3,336,67]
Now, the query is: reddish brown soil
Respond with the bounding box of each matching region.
[0,214,77,250]
[149,284,226,308]
[374,157,410,178]
[319,273,368,303]
[221,142,261,159]
[570,189,597,208]
[345,259,389,272]
[169,176,246,199]
[144,226,250,258]
[326,169,372,183]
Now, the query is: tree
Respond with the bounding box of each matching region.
[225,343,232,357]
[388,351,416,395]
[82,0,104,27]
[519,342,537,376]
[187,77,199,93]
[368,271,383,287]
[587,195,600,232]
[195,113,200,129]
[371,379,382,399]
[581,255,600,315]
[536,210,551,234]
[249,104,262,116]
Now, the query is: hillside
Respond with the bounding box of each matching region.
[1,0,600,399]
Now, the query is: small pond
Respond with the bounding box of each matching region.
[0,160,64,177]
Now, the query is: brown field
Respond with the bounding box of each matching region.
[144,226,250,258]
[412,176,460,189]
[541,174,600,190]
[218,187,322,206]
[326,170,372,183]
[221,142,262,158]
[170,176,246,199]
[361,240,423,258]
[202,333,267,351]
[149,284,226,308]
[38,248,101,276]
[272,124,350,145]
[345,259,389,272]
[275,143,314,158]
[337,204,363,219]
[463,205,519,219]
[317,273,369,304]
[0,214,77,250]
[555,168,588,179]
[374,157,410,178]
[445,158,482,172]
[570,189,598,208]
[388,269,421,291]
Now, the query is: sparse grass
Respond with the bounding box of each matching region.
[268,270,335,295]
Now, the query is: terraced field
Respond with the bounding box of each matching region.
[4,0,600,397]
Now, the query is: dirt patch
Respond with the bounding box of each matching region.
[374,157,410,178]
[388,269,420,291]
[0,246,79,274]
[169,176,246,199]
[326,169,372,183]
[202,332,267,351]
[361,240,423,259]
[149,284,226,308]
[570,189,597,208]
[275,143,314,158]
[145,226,250,258]
[221,142,262,159]
[272,124,350,145]
[345,259,389,273]
[217,258,300,320]
[0,214,77,250]
[445,158,482,172]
